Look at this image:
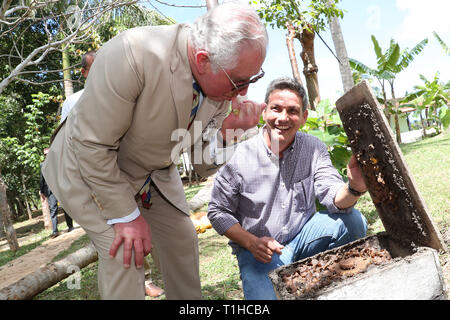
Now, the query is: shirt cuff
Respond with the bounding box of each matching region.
[106,207,140,225]
[209,213,239,236]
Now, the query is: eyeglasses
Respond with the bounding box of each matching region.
[217,63,265,92]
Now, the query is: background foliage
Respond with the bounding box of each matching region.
[0,1,172,220]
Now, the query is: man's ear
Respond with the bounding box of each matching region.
[194,50,210,75]
[301,109,309,124]
[262,104,267,122]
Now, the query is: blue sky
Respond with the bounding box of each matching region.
[148,0,450,104]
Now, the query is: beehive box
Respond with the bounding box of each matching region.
[269,233,447,300]
[269,81,447,299]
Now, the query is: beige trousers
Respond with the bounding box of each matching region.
[85,185,201,300]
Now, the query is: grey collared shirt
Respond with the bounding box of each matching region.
[208,128,350,253]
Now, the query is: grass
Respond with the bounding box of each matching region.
[3,128,449,300]
[400,132,450,227]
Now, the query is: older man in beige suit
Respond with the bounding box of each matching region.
[42,2,268,299]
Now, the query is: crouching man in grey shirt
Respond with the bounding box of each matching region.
[208,77,368,300]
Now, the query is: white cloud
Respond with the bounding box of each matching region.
[395,0,450,42]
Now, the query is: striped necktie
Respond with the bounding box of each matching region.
[137,81,203,209]
[188,81,202,130]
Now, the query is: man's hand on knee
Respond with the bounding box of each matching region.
[109,215,152,269]
[249,237,284,264]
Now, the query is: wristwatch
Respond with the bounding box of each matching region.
[347,182,367,197]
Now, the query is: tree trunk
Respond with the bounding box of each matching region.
[40,193,52,231]
[0,174,19,253]
[8,198,16,217]
[419,112,427,137]
[380,81,391,123]
[205,0,218,10]
[0,199,4,238]
[21,173,32,220]
[285,22,303,86]
[297,25,320,110]
[62,46,73,99]
[15,197,24,218]
[390,83,402,144]
[328,13,354,92]
[0,242,98,300]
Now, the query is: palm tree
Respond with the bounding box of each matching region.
[402,72,450,135]
[386,38,428,143]
[349,36,393,121]
[327,3,353,92]
[349,36,428,143]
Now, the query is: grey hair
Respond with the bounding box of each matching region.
[81,50,96,69]
[264,77,309,111]
[190,1,268,72]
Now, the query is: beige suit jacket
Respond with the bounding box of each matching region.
[42,24,229,233]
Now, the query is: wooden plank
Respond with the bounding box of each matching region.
[335,80,445,251]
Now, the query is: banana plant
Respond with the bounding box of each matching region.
[402,72,450,134]
[349,35,428,143]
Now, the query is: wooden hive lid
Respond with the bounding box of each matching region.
[335,80,445,252]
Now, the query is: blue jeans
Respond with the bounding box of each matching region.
[236,209,368,300]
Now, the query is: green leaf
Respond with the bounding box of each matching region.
[330,146,352,168]
[308,130,336,147]
[371,35,386,67]
[385,43,401,69]
[439,106,450,128]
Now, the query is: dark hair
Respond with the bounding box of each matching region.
[81,50,96,69]
[264,77,308,111]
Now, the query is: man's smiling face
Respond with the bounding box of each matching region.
[263,88,308,155]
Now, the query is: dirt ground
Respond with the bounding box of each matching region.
[0,215,86,290]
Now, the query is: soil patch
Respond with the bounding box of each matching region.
[0,226,85,290]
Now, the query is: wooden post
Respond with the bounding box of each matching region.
[335,81,445,251]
